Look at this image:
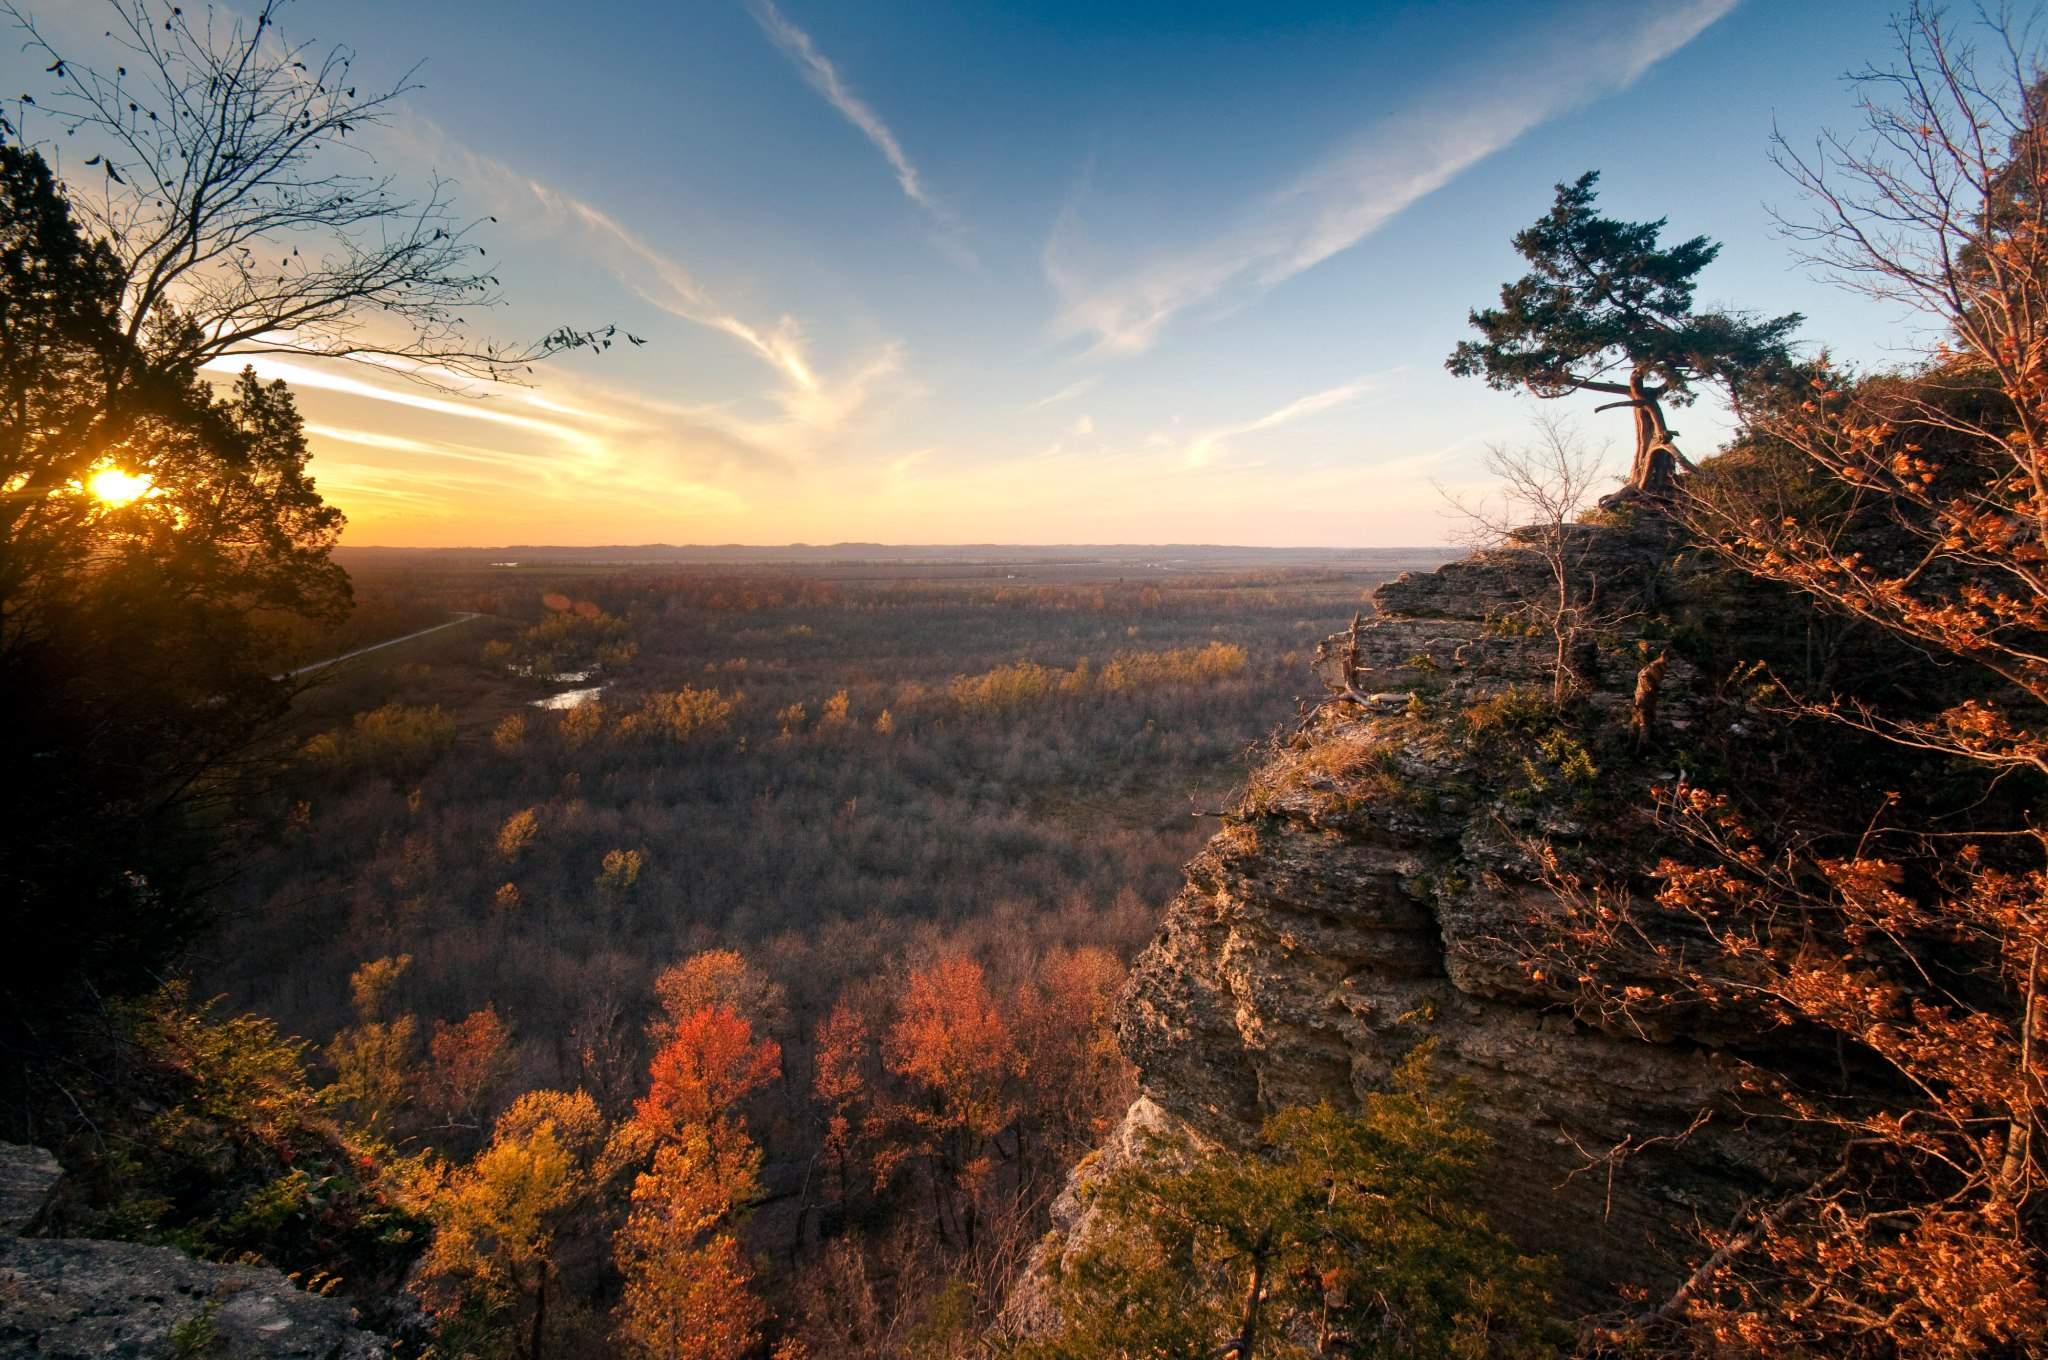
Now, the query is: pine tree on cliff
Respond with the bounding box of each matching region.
[1448,171,1800,495]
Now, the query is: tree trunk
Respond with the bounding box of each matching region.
[1626,371,1679,495]
[1631,652,1668,747]
[2000,941,2040,1192]
[1229,1236,1272,1360]
[528,1261,548,1360]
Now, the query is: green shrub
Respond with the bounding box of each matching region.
[53,984,424,1285]
[1015,1046,1562,1359]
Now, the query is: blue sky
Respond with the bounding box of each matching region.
[9,0,1930,545]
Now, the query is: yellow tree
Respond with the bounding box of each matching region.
[612,1127,766,1360]
[324,955,417,1133]
[412,1089,609,1360]
[497,807,540,859]
[648,948,789,1045]
[493,714,527,754]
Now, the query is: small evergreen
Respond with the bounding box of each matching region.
[1017,1046,1562,1360]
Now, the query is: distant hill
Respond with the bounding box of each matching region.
[334,543,1452,571]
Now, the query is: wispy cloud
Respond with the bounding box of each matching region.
[1029,376,1099,409]
[887,448,933,480]
[375,116,923,459]
[208,356,608,452]
[1185,375,1382,469]
[302,423,544,471]
[392,121,824,393]
[1048,0,1738,355]
[262,355,768,537]
[532,186,822,393]
[747,0,968,257]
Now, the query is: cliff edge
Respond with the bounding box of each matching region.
[1025,512,1806,1325]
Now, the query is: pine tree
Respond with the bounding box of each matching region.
[1448,171,1799,495]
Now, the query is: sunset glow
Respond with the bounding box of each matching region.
[87,467,152,506]
[7,0,1904,549]
[5,1,2043,1351]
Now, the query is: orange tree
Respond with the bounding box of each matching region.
[812,998,877,1210]
[613,998,779,1359]
[611,1127,767,1360]
[633,1004,782,1145]
[879,955,1021,1254]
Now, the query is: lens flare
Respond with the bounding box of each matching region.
[88,468,153,506]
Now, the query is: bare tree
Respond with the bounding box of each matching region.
[1,0,619,503]
[1442,415,1619,703]
[1765,0,2048,558]
[1684,2,2048,773]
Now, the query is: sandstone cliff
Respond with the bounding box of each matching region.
[1030,513,1805,1324]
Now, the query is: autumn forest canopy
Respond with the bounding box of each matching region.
[7,1,2048,1358]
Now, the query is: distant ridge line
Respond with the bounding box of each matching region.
[336,542,1452,559]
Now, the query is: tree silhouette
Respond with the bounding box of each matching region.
[1,141,354,1016]
[1449,171,1799,495]
[2,0,620,378]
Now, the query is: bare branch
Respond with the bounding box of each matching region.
[1,0,611,396]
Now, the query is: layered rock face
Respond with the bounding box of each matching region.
[0,1142,388,1359]
[1038,515,1795,1318]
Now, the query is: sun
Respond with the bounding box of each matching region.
[88,467,153,506]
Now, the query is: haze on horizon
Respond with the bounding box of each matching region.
[6,0,1912,548]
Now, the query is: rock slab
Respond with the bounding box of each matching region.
[0,1142,388,1359]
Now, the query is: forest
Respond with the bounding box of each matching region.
[6,0,2048,1357]
[203,549,1431,1352]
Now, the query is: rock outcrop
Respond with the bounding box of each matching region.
[0,1142,390,1359]
[1031,514,1801,1321]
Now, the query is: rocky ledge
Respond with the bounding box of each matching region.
[0,1142,388,1359]
[1027,513,1802,1323]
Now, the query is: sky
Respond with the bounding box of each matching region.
[7,0,1940,546]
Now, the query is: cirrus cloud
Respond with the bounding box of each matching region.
[1047,0,1740,356]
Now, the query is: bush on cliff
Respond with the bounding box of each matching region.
[1015,1047,1562,1360]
